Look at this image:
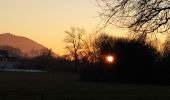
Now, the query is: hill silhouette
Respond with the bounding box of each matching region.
[0,33,46,55]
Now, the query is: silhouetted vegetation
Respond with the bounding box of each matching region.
[2,33,170,85]
[154,38,170,83]
[0,45,23,57]
[96,0,170,38]
[79,33,163,83]
[64,27,85,61]
[19,49,73,72]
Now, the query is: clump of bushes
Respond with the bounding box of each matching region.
[80,34,160,82]
[20,49,76,72]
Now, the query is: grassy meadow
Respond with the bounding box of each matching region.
[0,71,170,100]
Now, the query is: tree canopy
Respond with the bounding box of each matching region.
[64,27,85,61]
[96,0,170,38]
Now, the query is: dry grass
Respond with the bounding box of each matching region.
[0,71,170,100]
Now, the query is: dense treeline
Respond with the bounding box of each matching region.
[3,33,170,84]
[0,47,74,72]
[19,48,76,72]
[79,34,170,84]
[16,33,170,84]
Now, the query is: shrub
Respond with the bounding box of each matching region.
[80,34,159,82]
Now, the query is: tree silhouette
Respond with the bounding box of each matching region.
[81,34,100,63]
[96,0,170,39]
[164,35,170,54]
[80,33,159,81]
[64,27,85,61]
[0,45,23,56]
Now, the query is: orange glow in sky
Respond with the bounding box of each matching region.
[1,0,164,55]
[0,0,101,55]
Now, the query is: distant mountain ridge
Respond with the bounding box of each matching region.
[0,33,46,55]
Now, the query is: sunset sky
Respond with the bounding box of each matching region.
[0,0,99,55]
[0,0,164,55]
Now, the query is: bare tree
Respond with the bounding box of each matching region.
[64,27,85,61]
[81,34,100,63]
[96,0,170,39]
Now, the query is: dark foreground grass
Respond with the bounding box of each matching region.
[0,71,170,100]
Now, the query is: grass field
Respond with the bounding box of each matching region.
[0,71,170,100]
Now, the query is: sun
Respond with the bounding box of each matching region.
[106,55,115,64]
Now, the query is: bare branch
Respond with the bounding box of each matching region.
[96,0,170,38]
[64,27,85,61]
